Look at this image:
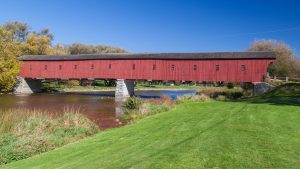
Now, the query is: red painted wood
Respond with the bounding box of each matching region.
[18,59,274,82]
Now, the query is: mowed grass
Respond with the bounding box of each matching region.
[2,84,300,169]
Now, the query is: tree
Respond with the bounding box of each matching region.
[247,39,299,77]
[0,27,21,92]
[36,28,54,42]
[21,33,53,55]
[68,43,127,54]
[3,21,29,42]
[51,43,70,55]
[3,21,57,55]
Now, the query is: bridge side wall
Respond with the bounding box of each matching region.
[19,59,273,82]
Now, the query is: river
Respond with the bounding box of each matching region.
[0,90,196,129]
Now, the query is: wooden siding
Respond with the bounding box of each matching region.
[19,59,273,82]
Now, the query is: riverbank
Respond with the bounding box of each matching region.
[0,110,99,165]
[51,84,201,93]
[3,84,300,169]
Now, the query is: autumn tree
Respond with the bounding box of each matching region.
[68,43,127,54]
[0,27,21,92]
[36,28,54,41]
[247,39,300,77]
[3,21,29,42]
[51,43,70,55]
[3,21,63,55]
[21,33,53,55]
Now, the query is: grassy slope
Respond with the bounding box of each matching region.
[2,84,300,169]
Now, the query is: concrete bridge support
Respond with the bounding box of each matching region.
[115,79,135,100]
[252,82,274,96]
[13,77,43,93]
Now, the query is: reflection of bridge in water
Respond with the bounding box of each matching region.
[15,52,275,99]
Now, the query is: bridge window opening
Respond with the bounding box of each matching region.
[216,65,220,71]
[193,65,197,71]
[44,65,47,70]
[74,65,77,70]
[241,65,246,72]
[153,64,156,70]
[91,64,94,69]
[59,65,62,70]
[171,64,175,71]
[108,64,111,69]
[132,64,136,70]
[30,65,32,70]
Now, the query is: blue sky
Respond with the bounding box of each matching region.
[1,0,300,54]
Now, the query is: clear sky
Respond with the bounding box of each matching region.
[1,0,300,54]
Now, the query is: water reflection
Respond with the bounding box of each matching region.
[0,90,196,129]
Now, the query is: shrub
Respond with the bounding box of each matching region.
[226,82,235,89]
[200,87,244,100]
[148,96,174,107]
[67,80,80,87]
[176,94,210,104]
[121,96,173,121]
[216,95,226,101]
[122,97,143,110]
[191,94,210,102]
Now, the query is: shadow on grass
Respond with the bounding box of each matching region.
[233,83,300,106]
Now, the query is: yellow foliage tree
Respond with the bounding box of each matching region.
[0,27,21,92]
[51,43,70,55]
[21,33,53,55]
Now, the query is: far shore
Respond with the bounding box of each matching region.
[62,87,199,93]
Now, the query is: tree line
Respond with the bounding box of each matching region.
[0,21,299,92]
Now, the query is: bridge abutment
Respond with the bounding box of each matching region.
[13,77,43,94]
[115,79,135,100]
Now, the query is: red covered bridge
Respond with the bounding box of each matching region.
[16,52,276,98]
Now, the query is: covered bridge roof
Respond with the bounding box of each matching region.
[18,52,276,61]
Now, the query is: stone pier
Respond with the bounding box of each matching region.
[252,82,274,96]
[115,79,135,100]
[13,77,43,93]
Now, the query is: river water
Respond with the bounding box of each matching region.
[0,90,196,129]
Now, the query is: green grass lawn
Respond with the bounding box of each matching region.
[2,84,300,169]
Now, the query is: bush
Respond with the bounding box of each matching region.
[122,97,143,110]
[216,95,226,101]
[67,80,80,87]
[148,96,174,107]
[176,94,210,104]
[226,82,235,89]
[121,96,173,121]
[200,87,244,100]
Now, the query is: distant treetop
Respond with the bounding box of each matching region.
[67,43,127,54]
